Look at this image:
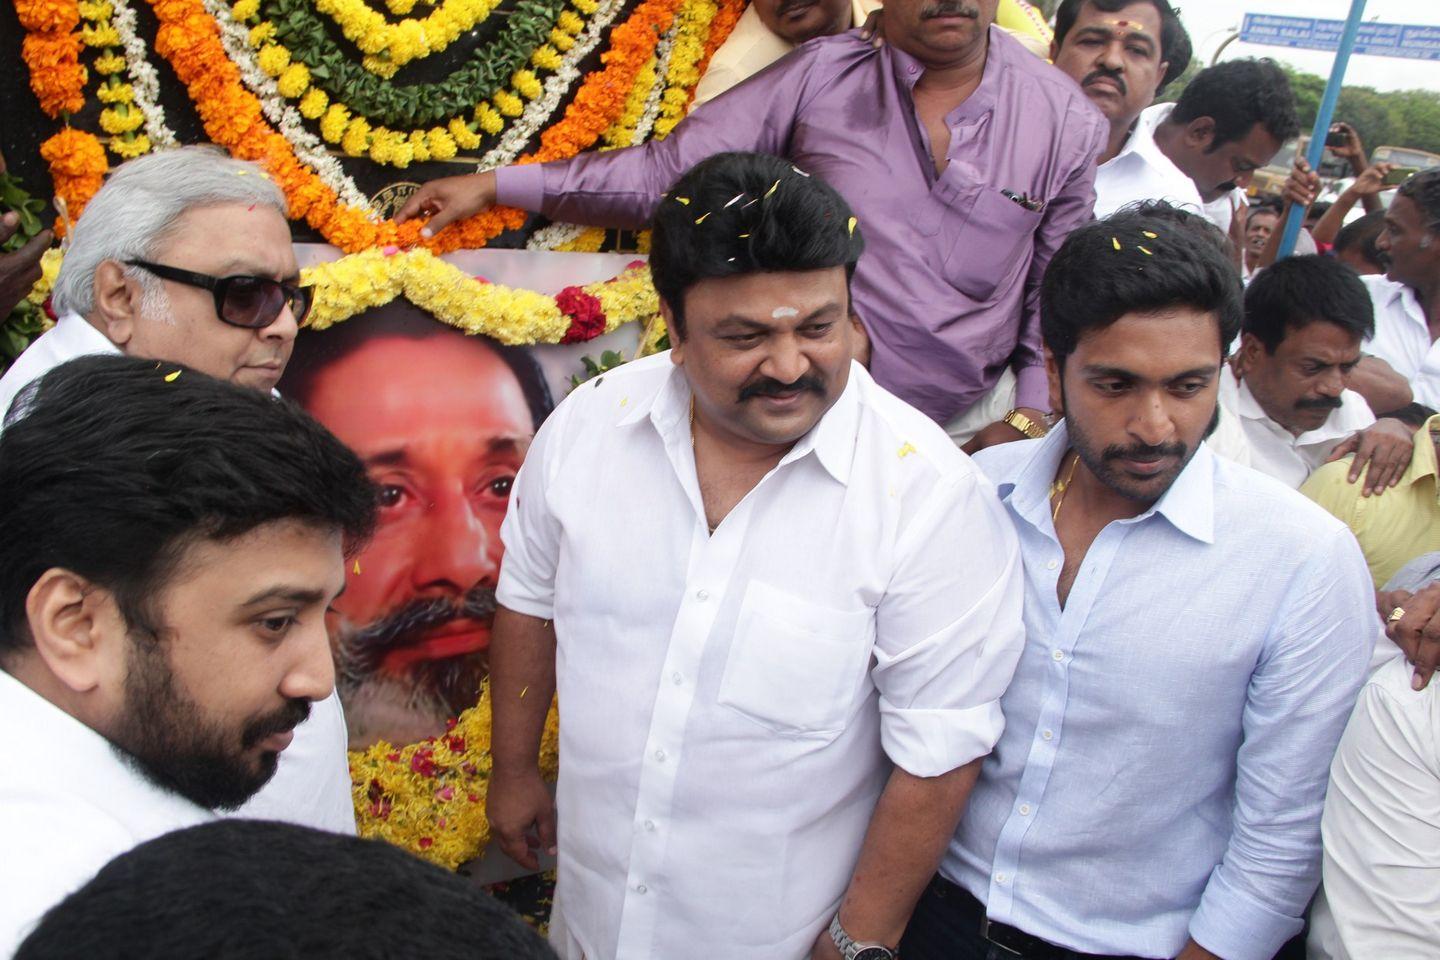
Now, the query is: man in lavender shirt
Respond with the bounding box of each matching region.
[400,0,1106,447]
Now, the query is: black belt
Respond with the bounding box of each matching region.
[935,876,1154,960]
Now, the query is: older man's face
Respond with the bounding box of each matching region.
[883,0,999,66]
[121,203,299,392]
[752,0,853,45]
[1052,1,1168,130]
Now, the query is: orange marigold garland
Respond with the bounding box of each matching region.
[18,0,88,118]
[40,128,108,232]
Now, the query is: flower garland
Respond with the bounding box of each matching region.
[145,0,419,250]
[18,0,88,118]
[258,0,571,129]
[203,0,373,207]
[79,0,152,158]
[305,0,504,78]
[351,683,561,869]
[302,246,658,345]
[40,128,109,234]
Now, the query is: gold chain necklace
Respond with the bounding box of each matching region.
[1049,451,1080,523]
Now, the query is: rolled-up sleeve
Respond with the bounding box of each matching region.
[1188,526,1373,960]
[872,466,1026,777]
[495,397,573,620]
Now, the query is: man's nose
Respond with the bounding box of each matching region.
[759,336,810,386]
[280,619,337,703]
[410,488,499,594]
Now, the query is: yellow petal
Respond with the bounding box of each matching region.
[1111,237,1121,251]
[164,370,181,382]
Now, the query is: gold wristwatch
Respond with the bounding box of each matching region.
[1002,408,1049,440]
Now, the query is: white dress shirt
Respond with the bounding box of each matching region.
[0,313,356,836]
[1094,103,1205,220]
[1212,366,1374,487]
[1307,655,1440,960]
[496,353,1025,960]
[1363,274,1440,409]
[947,426,1374,960]
[0,670,215,953]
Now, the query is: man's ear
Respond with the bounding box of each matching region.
[1044,346,1063,415]
[661,298,684,365]
[91,260,143,349]
[1049,39,1060,62]
[1185,116,1217,152]
[25,569,124,694]
[1234,332,1263,379]
[1155,61,1171,96]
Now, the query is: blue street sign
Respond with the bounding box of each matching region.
[1241,13,1440,61]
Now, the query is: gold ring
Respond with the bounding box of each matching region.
[1388,606,1407,623]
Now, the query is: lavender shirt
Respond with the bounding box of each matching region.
[497,28,1105,422]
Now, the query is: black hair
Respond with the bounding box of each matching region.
[1242,254,1374,353]
[1052,0,1193,89]
[1333,209,1388,270]
[1397,168,1440,233]
[1041,201,1243,366]
[1170,59,1299,151]
[1377,402,1438,430]
[14,820,556,960]
[648,151,864,338]
[281,299,555,430]
[0,355,377,654]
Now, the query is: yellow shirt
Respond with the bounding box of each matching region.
[693,0,1052,106]
[1301,415,1440,588]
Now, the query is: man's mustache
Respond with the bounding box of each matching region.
[1082,67,1127,96]
[921,0,978,19]
[241,698,311,750]
[1103,441,1187,463]
[338,585,498,679]
[738,373,825,402]
[1296,395,1344,412]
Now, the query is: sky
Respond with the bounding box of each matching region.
[1176,0,1440,93]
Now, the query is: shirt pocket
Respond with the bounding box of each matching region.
[717,580,875,741]
[941,186,1044,304]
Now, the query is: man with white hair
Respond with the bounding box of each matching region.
[0,147,354,838]
[0,146,306,419]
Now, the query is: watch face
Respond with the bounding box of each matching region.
[853,949,894,960]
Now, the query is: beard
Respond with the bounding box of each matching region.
[333,585,496,746]
[109,632,310,811]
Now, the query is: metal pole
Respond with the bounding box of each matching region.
[1277,0,1368,260]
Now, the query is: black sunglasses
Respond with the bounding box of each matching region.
[125,259,312,329]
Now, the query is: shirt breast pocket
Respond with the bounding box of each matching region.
[717,581,875,741]
[942,187,1044,304]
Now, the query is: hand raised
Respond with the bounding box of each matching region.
[395,170,499,237]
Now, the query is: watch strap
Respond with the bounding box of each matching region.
[828,914,897,960]
[1002,408,1049,440]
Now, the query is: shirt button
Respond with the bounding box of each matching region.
[1019,804,1031,816]
[1042,729,1054,741]
[695,589,709,602]
[644,819,656,831]
[672,672,683,685]
[1052,649,1065,662]
[654,748,667,761]
[1046,559,1058,570]
[995,873,1009,885]
[636,883,648,894]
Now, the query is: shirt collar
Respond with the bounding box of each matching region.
[1408,414,1440,489]
[889,24,1006,120]
[998,420,1216,545]
[623,359,861,486]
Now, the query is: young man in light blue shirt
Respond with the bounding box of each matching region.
[902,204,1375,960]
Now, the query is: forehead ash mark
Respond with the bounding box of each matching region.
[772,306,799,319]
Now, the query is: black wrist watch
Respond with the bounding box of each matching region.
[828,914,897,960]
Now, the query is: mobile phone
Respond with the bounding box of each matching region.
[1325,128,1349,148]
[1384,166,1420,186]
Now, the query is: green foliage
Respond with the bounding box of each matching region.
[568,349,628,390]
[0,171,51,375]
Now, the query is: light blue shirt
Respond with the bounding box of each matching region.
[946,425,1375,960]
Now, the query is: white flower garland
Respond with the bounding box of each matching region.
[111,0,179,149]
[202,0,376,214]
[476,0,630,172]
[525,17,677,251]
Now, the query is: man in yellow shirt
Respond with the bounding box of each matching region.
[694,0,1051,106]
[1303,410,1440,588]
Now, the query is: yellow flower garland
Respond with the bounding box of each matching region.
[79,0,152,159]
[301,247,659,346]
[350,683,561,870]
[310,0,505,79]
[235,0,586,168]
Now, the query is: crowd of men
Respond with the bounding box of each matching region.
[1,0,1439,958]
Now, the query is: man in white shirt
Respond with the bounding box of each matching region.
[1365,170,1440,409]
[486,153,1026,960]
[1211,254,1414,492]
[902,205,1373,960]
[0,355,377,954]
[1049,0,1191,177]
[1091,58,1295,229]
[0,146,356,836]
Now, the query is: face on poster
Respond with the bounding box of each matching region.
[282,300,554,749]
